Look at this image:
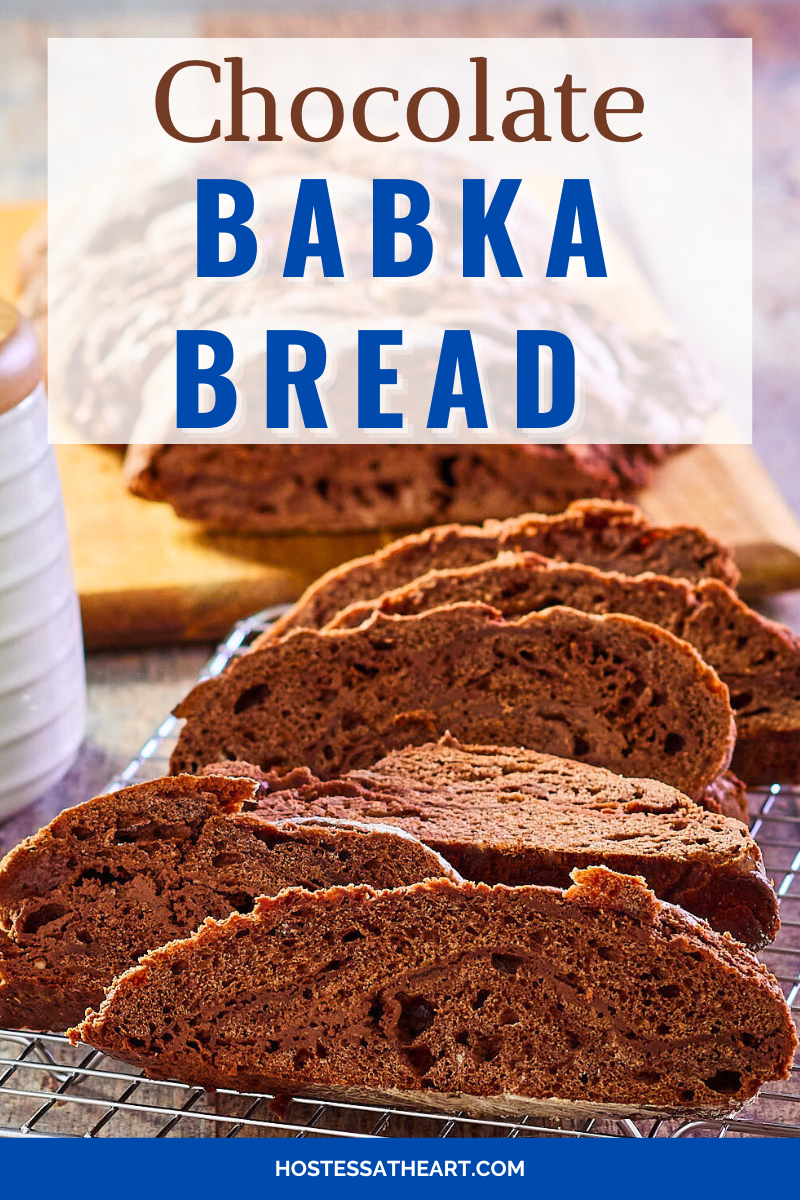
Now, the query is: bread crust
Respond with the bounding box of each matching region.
[72,870,797,1120]
[0,775,456,1032]
[172,603,736,803]
[322,553,799,786]
[265,500,739,641]
[206,735,777,948]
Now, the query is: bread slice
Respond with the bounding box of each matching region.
[71,868,796,1120]
[206,737,776,949]
[326,553,800,786]
[172,603,735,803]
[686,579,800,786]
[124,445,671,536]
[700,771,748,823]
[265,500,739,641]
[0,774,457,1032]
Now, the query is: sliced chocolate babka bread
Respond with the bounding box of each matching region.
[327,554,800,786]
[72,869,797,1120]
[701,772,748,823]
[329,551,701,632]
[687,580,800,786]
[172,604,735,803]
[125,445,667,537]
[207,738,776,948]
[0,775,457,1032]
[266,500,739,641]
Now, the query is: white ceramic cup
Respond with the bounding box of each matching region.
[0,303,86,818]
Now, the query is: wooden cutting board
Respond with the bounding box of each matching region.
[4,203,800,649]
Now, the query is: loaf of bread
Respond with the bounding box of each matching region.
[72,868,797,1120]
[171,604,735,804]
[124,445,678,536]
[206,736,777,948]
[266,500,739,641]
[0,774,457,1032]
[326,553,800,786]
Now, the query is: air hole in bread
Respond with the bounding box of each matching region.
[80,866,132,887]
[234,684,271,714]
[20,904,67,935]
[437,456,458,490]
[404,1044,435,1076]
[352,663,379,678]
[492,952,524,975]
[212,852,243,868]
[472,1035,502,1063]
[396,994,436,1043]
[704,1070,742,1095]
[636,1070,661,1085]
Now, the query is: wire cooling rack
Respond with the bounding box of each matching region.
[2,605,800,1138]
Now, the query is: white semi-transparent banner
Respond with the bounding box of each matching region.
[47,37,752,446]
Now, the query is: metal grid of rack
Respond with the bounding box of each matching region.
[2,605,800,1138]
